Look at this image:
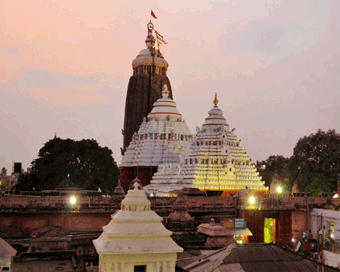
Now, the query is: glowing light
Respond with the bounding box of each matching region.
[70,196,77,205]
[150,193,154,197]
[292,238,296,243]
[277,186,282,193]
[331,233,334,239]
[333,194,338,199]
[249,196,255,205]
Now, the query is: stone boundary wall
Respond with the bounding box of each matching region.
[0,195,116,210]
[238,194,339,210]
[1,194,338,212]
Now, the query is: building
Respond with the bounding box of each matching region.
[120,85,192,189]
[310,208,340,269]
[93,180,183,272]
[176,243,339,272]
[122,20,174,155]
[145,94,268,196]
[0,166,21,193]
[0,237,17,272]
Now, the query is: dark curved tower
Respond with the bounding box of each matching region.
[122,21,173,154]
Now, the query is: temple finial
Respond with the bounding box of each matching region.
[145,21,155,48]
[162,84,169,98]
[213,92,218,106]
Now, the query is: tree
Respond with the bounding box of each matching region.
[291,129,340,195]
[18,137,119,194]
[257,155,290,187]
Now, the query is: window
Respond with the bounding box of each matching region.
[134,265,146,272]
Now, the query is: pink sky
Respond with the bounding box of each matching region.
[1,0,339,172]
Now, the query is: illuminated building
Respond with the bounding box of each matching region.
[145,94,268,196]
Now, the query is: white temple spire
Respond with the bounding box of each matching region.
[162,84,170,98]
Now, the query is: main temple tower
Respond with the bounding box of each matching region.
[122,21,173,154]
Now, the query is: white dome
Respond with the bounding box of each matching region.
[148,85,181,121]
[202,94,228,128]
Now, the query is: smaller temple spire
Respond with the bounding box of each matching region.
[213,92,218,106]
[162,84,170,98]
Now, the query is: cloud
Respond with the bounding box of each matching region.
[2,69,124,107]
[255,28,284,53]
[0,47,21,55]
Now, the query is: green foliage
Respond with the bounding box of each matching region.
[18,137,119,194]
[257,155,290,187]
[291,129,340,193]
[257,129,340,194]
[282,178,292,193]
[17,172,41,191]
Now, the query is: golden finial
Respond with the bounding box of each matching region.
[213,92,218,106]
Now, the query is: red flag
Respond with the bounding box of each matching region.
[155,30,163,39]
[151,10,157,19]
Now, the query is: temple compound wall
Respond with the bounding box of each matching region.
[1,193,338,246]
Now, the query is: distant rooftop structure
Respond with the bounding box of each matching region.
[177,243,339,272]
[0,237,17,271]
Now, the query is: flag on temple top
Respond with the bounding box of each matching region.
[151,10,157,19]
[157,39,163,45]
[155,30,163,39]
[155,30,167,44]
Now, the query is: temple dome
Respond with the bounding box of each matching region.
[120,83,192,170]
[132,48,168,69]
[132,21,169,70]
[147,85,181,121]
[202,93,228,128]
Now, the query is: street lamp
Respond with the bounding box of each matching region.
[277,186,282,194]
[249,196,256,205]
[70,196,77,205]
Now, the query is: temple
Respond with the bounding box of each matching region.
[122,20,173,155]
[93,181,183,271]
[120,85,192,189]
[144,94,268,196]
[121,22,268,196]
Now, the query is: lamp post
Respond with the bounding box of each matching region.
[277,186,282,194]
[70,196,77,205]
[69,195,79,211]
[249,196,256,205]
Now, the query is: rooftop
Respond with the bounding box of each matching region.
[177,243,339,272]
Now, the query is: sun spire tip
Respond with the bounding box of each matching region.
[213,92,218,106]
